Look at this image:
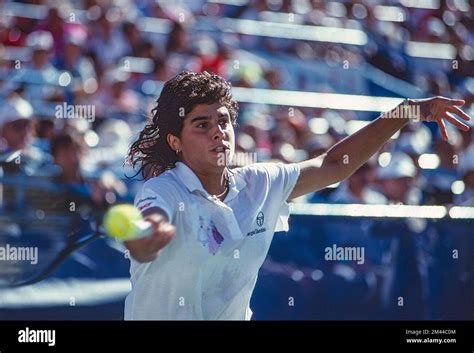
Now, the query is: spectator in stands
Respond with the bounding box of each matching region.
[235,0,268,20]
[150,57,171,82]
[50,133,125,211]
[34,6,66,54]
[1,15,28,47]
[136,41,160,60]
[0,95,49,173]
[396,124,432,168]
[0,96,33,153]
[239,115,273,157]
[376,152,421,205]
[51,133,84,185]
[53,26,96,92]
[196,38,229,78]
[90,68,140,119]
[121,22,145,57]
[33,118,55,155]
[0,95,51,212]
[329,162,386,204]
[166,22,191,54]
[88,9,129,70]
[5,31,63,104]
[144,2,169,19]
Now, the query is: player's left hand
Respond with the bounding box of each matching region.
[410,96,472,141]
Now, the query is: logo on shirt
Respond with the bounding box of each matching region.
[246,211,266,237]
[256,211,264,227]
[137,196,157,206]
[136,196,157,212]
[197,216,224,255]
[138,202,152,211]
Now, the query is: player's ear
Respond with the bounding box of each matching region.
[166,133,181,153]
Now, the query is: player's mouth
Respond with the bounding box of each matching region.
[210,145,230,153]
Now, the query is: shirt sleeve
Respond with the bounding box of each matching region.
[257,162,300,232]
[134,179,175,222]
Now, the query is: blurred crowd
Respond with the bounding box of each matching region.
[0,0,472,320]
[0,0,474,213]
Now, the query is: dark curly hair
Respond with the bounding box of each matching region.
[127,71,239,179]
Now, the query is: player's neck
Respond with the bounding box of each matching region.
[194,168,229,198]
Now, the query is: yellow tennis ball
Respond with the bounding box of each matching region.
[103,204,144,240]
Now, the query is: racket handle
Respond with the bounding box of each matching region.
[129,220,154,240]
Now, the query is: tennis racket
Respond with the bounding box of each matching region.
[0,204,152,288]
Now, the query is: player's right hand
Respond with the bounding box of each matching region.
[124,212,176,263]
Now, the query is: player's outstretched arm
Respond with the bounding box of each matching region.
[289,97,471,199]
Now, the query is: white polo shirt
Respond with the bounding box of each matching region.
[124,161,300,320]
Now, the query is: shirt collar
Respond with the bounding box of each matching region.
[225,168,247,202]
[172,162,206,194]
[172,162,247,202]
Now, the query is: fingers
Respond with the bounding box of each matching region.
[136,219,175,247]
[141,211,175,247]
[437,119,449,141]
[436,97,465,106]
[151,222,176,249]
[442,112,471,131]
[421,98,471,141]
[144,212,168,225]
[449,99,465,106]
[124,219,176,261]
[446,105,471,122]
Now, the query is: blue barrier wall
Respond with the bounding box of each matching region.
[0,214,472,320]
[251,215,473,320]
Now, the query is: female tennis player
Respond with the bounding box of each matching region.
[124,71,471,320]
